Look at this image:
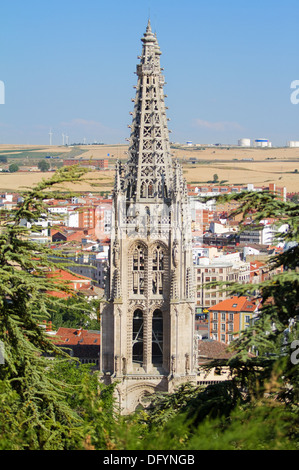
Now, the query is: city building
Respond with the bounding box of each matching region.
[51,327,101,366]
[46,268,93,298]
[208,296,259,344]
[68,248,109,289]
[194,253,250,312]
[239,218,288,246]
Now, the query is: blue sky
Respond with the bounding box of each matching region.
[0,0,298,146]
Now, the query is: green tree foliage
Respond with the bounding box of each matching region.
[8,163,19,173]
[38,160,50,172]
[111,189,299,450]
[50,295,101,330]
[1,169,298,450]
[0,166,115,449]
[210,190,299,400]
[213,173,219,183]
[48,361,117,450]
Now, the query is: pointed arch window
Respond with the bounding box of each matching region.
[152,309,163,365]
[140,181,154,198]
[132,245,145,295]
[132,309,144,364]
[152,245,164,295]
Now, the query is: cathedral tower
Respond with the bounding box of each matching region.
[100,20,196,413]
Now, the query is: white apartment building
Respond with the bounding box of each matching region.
[195,252,250,310]
[48,205,80,227]
[19,215,52,243]
[240,221,288,246]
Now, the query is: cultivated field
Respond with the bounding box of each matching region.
[0,144,299,193]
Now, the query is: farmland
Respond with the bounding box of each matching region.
[0,144,299,193]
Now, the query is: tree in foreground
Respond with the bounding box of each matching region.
[112,189,299,450]
[1,169,298,450]
[0,166,116,450]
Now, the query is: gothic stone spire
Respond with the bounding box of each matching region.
[101,23,196,414]
[123,22,173,203]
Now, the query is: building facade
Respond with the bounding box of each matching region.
[208,296,258,344]
[100,21,196,413]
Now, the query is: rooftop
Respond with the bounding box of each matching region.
[208,296,258,312]
[198,339,234,363]
[53,327,100,346]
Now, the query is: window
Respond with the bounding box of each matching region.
[132,245,145,295]
[152,309,163,365]
[133,245,145,271]
[132,309,144,364]
[152,246,164,295]
[140,180,154,198]
[152,246,164,270]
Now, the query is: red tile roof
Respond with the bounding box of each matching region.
[198,340,234,362]
[47,269,91,282]
[46,269,91,298]
[208,296,256,312]
[53,327,100,346]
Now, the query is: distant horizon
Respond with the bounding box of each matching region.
[0,141,298,149]
[0,0,299,147]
